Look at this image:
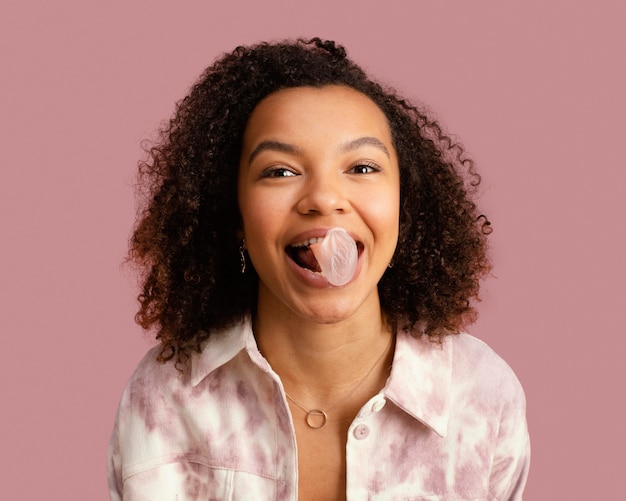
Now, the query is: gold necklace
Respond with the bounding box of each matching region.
[284,336,393,429]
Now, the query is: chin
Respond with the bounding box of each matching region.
[293,298,362,325]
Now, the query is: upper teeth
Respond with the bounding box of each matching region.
[291,237,324,248]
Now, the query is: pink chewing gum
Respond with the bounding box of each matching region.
[310,228,358,286]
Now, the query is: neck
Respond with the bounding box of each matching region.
[253,295,395,406]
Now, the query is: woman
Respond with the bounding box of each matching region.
[108,38,529,500]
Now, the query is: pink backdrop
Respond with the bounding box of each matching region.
[1,1,624,499]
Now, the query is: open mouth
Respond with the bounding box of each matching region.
[286,239,323,272]
[286,238,363,273]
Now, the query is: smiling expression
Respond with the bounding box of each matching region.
[238,85,400,324]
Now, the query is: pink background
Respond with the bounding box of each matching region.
[1,1,624,499]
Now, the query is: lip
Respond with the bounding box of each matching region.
[285,227,364,288]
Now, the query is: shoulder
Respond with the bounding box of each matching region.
[108,345,185,493]
[446,333,526,410]
[125,345,185,396]
[113,345,188,433]
[445,335,530,497]
[114,320,256,436]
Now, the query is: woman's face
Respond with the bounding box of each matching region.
[238,85,400,324]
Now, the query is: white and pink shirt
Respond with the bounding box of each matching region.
[108,319,529,500]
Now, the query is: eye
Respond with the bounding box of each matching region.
[261,166,298,178]
[349,162,380,174]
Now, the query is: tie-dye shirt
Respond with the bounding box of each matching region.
[108,319,529,500]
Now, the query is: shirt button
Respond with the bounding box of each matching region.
[371,397,386,413]
[353,424,370,440]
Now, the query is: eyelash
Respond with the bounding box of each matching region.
[349,161,380,174]
[261,166,297,178]
[261,161,380,178]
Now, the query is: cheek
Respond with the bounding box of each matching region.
[241,191,282,235]
[369,188,400,225]
[370,189,400,252]
[239,190,290,265]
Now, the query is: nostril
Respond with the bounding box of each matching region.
[296,184,349,216]
[299,205,348,216]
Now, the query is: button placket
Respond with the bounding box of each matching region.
[353,424,370,440]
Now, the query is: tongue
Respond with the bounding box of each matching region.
[310,228,358,286]
[293,246,321,272]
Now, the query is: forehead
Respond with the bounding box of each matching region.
[242,85,393,145]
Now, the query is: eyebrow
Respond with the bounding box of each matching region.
[247,136,390,164]
[340,137,390,158]
[248,141,301,164]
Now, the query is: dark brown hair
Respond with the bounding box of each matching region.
[130,38,492,369]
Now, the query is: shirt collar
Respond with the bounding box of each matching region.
[190,318,256,387]
[384,329,452,437]
[189,317,452,437]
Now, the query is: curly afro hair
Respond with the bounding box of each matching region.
[129,38,492,369]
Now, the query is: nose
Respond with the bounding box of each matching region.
[296,173,350,216]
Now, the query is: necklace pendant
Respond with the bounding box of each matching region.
[305,409,328,429]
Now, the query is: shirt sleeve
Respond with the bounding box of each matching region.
[488,377,531,500]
